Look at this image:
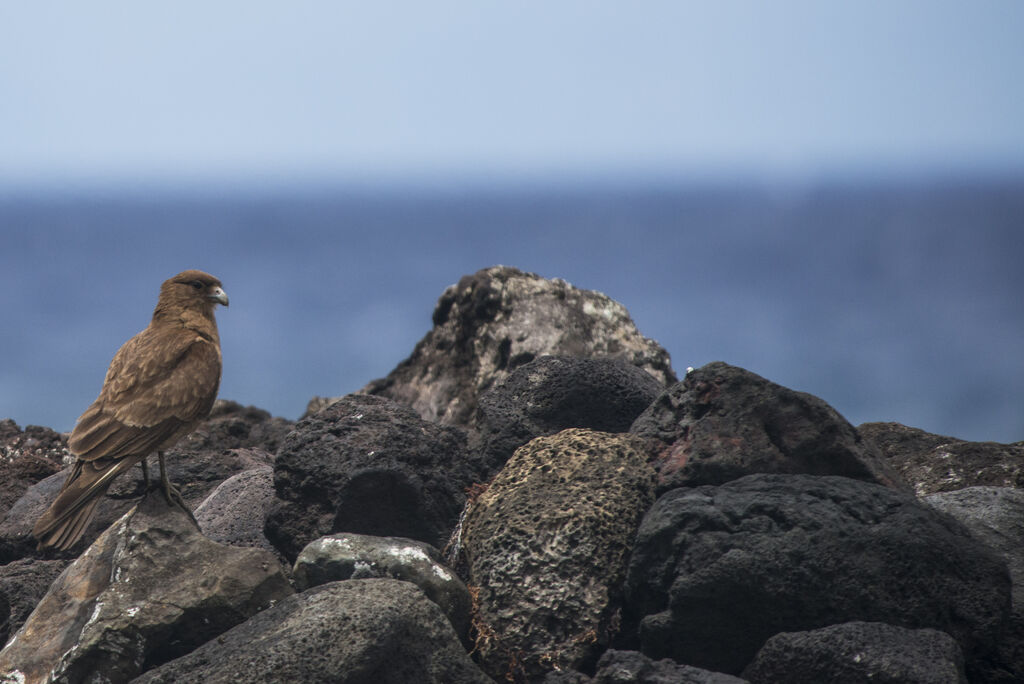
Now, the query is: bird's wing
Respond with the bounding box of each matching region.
[68,326,222,462]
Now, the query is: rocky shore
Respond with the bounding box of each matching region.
[1,265,1021,683]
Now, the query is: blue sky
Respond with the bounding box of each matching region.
[2,1,1023,188]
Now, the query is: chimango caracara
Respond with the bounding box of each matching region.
[32,270,229,551]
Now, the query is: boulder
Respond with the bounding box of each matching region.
[462,428,656,680]
[473,355,665,474]
[293,532,471,641]
[926,486,1024,681]
[1,447,274,560]
[742,622,966,684]
[0,558,69,647]
[133,579,492,684]
[630,362,903,491]
[860,422,1024,496]
[0,495,293,683]
[265,394,483,562]
[592,649,748,684]
[623,473,1011,675]
[0,420,67,522]
[184,399,295,455]
[195,465,280,559]
[361,266,675,428]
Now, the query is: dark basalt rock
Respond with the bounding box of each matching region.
[860,421,1024,495]
[742,622,967,684]
[0,420,68,522]
[472,355,666,475]
[0,558,69,648]
[362,266,675,429]
[631,362,904,492]
[623,473,1011,676]
[133,579,492,684]
[265,394,485,562]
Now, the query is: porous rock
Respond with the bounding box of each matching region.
[0,420,67,522]
[0,495,293,684]
[462,428,656,680]
[265,394,483,562]
[133,579,492,684]
[473,355,665,474]
[742,621,966,684]
[362,266,675,428]
[925,486,1024,681]
[860,422,1024,496]
[195,465,280,558]
[623,473,1010,675]
[630,362,903,491]
[293,532,471,641]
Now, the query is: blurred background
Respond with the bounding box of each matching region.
[1,2,1022,442]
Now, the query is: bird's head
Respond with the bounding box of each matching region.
[155,270,229,319]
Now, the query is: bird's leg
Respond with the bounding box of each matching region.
[157,451,198,528]
[140,457,150,491]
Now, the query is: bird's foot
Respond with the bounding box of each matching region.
[162,481,199,529]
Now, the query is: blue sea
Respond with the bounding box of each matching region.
[2,175,1022,443]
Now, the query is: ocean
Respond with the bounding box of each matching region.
[2,175,1022,442]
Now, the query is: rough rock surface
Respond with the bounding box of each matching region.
[623,473,1010,675]
[133,579,492,684]
[860,422,1024,496]
[0,420,67,521]
[184,399,295,455]
[630,362,904,491]
[265,394,483,561]
[0,558,69,648]
[1,447,273,560]
[0,495,293,683]
[293,532,471,641]
[926,486,1024,681]
[195,464,279,557]
[473,355,666,474]
[462,428,656,680]
[362,266,675,428]
[742,621,966,684]
[544,649,749,684]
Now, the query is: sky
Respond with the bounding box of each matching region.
[1,2,1023,188]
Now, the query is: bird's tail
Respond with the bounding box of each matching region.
[32,456,141,551]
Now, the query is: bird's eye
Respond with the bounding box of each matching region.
[190,281,204,290]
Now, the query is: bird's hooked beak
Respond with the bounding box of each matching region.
[208,286,229,307]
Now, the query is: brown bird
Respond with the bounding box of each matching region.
[32,270,229,551]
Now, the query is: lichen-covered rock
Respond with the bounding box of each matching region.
[462,428,656,680]
[293,532,471,641]
[265,394,484,561]
[742,622,967,684]
[0,420,67,523]
[0,495,293,684]
[624,474,1010,676]
[133,579,492,684]
[362,266,675,428]
[860,422,1024,496]
[473,355,666,474]
[630,362,903,491]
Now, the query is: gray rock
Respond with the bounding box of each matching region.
[462,428,656,680]
[925,486,1024,681]
[293,533,471,641]
[195,464,279,557]
[473,355,665,473]
[362,266,675,428]
[594,649,748,684]
[631,362,903,492]
[133,579,492,684]
[0,558,69,648]
[860,422,1024,496]
[743,622,966,684]
[265,394,483,561]
[0,495,293,684]
[624,474,1011,675]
